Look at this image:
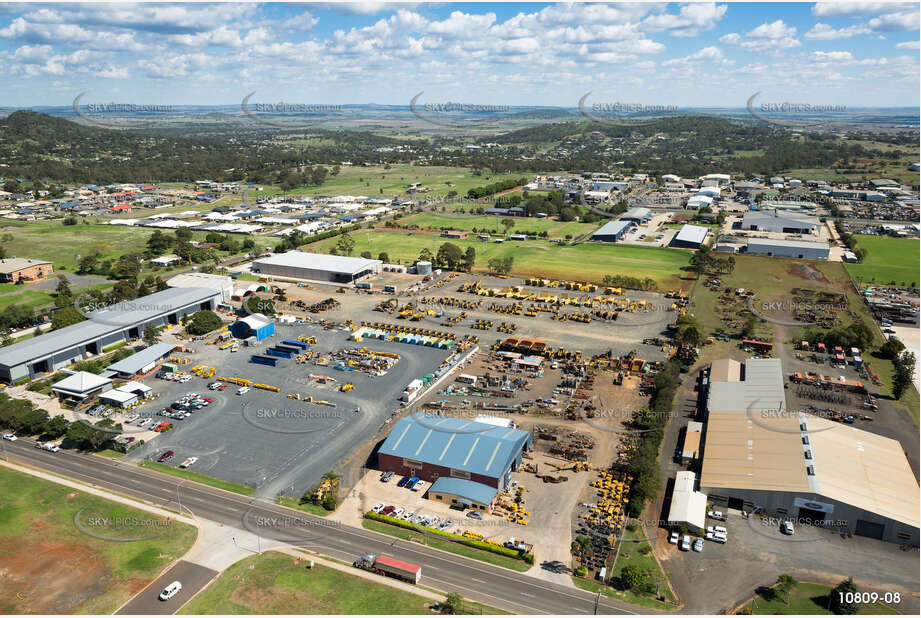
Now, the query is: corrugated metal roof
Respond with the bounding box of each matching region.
[674,224,709,244]
[591,220,632,238]
[380,415,529,479]
[254,251,381,275]
[667,471,707,529]
[0,287,219,368]
[105,343,175,374]
[50,371,112,393]
[748,238,830,250]
[429,477,498,506]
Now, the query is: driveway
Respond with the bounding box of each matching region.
[116,560,217,615]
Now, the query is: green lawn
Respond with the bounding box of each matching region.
[844,235,920,288]
[361,519,530,572]
[397,212,598,238]
[179,550,501,614]
[0,466,196,614]
[139,461,256,496]
[309,230,691,288]
[275,495,332,516]
[740,581,899,615]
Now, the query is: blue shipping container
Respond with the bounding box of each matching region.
[250,355,279,367]
[282,339,310,350]
[266,348,293,359]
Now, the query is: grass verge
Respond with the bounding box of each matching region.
[139,461,256,496]
[738,580,899,615]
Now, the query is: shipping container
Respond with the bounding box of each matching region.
[266,347,293,359]
[250,355,279,367]
[282,339,310,350]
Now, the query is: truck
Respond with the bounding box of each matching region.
[353,554,421,584]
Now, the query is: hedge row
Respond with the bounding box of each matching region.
[364,511,533,563]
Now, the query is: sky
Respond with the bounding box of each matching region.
[0,1,919,109]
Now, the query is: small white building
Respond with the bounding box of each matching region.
[667,471,708,532]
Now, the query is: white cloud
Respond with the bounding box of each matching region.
[812,2,914,18]
[642,2,728,37]
[812,51,855,62]
[721,20,800,51]
[12,43,53,63]
[805,22,873,39]
[662,45,730,67]
[896,40,921,49]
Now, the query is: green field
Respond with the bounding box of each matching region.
[844,235,920,287]
[361,519,530,572]
[309,230,691,288]
[0,466,196,614]
[396,212,598,238]
[179,550,501,614]
[739,580,899,615]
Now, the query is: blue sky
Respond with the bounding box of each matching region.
[1,2,918,108]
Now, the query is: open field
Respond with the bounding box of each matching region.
[308,230,691,288]
[0,465,196,614]
[844,235,920,287]
[739,580,899,615]
[396,212,599,238]
[178,550,501,614]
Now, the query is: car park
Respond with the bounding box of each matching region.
[159,581,182,601]
[2,433,16,441]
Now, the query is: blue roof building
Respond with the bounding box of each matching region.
[429,477,498,511]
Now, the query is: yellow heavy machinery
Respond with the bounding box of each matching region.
[358,347,400,359]
[168,356,191,365]
[313,477,338,502]
[462,530,484,541]
[219,340,236,350]
[340,383,354,392]
[218,376,252,387]
[191,365,216,378]
[297,335,317,344]
[253,383,280,392]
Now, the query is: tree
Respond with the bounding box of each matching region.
[186,310,223,336]
[51,306,84,330]
[44,414,69,439]
[360,250,372,259]
[442,592,464,615]
[146,230,172,254]
[335,233,355,256]
[774,574,797,605]
[143,324,160,345]
[893,351,916,400]
[436,242,464,271]
[500,218,515,233]
[464,246,476,272]
[377,251,390,263]
[418,248,434,263]
[619,564,647,591]
[828,577,859,615]
[55,275,72,305]
[877,338,905,360]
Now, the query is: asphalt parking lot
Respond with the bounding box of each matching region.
[128,322,449,498]
[116,560,217,615]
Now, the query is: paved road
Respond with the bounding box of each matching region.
[3,440,642,615]
[117,561,217,615]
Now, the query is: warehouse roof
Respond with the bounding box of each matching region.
[167,272,233,292]
[0,257,53,273]
[105,343,175,375]
[591,220,632,238]
[254,251,381,275]
[743,210,820,229]
[99,388,136,403]
[238,314,272,329]
[667,471,707,530]
[674,224,709,245]
[429,477,498,506]
[50,371,112,394]
[709,358,741,383]
[622,207,651,220]
[381,415,530,479]
[0,287,219,368]
[748,238,830,250]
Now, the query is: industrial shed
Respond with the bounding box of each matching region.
[428,477,498,512]
[670,224,709,249]
[50,371,112,403]
[591,220,634,242]
[746,238,830,260]
[0,287,220,384]
[700,358,920,545]
[377,415,532,490]
[621,207,652,223]
[252,251,382,283]
[667,471,707,532]
[741,210,820,234]
[230,314,275,342]
[102,343,175,379]
[167,272,234,302]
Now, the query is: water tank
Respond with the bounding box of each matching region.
[415,261,433,275]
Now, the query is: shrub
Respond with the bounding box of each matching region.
[574,566,587,577]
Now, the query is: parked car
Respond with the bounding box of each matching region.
[781,520,795,535]
[125,413,139,423]
[159,581,182,601]
[706,525,728,535]
[405,476,419,489]
[392,507,404,517]
[2,433,16,441]
[427,516,440,527]
[680,535,691,551]
[693,538,704,552]
[397,476,411,488]
[158,450,175,462]
[411,479,426,492]
[707,510,727,521]
[179,457,199,469]
[382,505,395,515]
[706,531,727,544]
[466,511,484,520]
[380,471,394,482]
[236,387,250,395]
[668,531,679,544]
[371,503,385,514]
[218,384,230,391]
[402,511,415,521]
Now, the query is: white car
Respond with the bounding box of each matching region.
[706,525,727,535]
[42,442,60,452]
[371,503,385,514]
[411,480,426,492]
[159,580,182,601]
[693,538,704,552]
[2,433,16,441]
[679,535,691,551]
[392,507,405,517]
[706,531,727,544]
[707,510,727,521]
[236,387,250,395]
[402,511,415,521]
[668,531,679,544]
[126,413,140,423]
[427,516,440,527]
[781,520,795,535]
[179,457,199,469]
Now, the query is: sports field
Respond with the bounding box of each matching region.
[396,213,598,238]
[0,466,196,614]
[309,230,691,288]
[844,234,920,287]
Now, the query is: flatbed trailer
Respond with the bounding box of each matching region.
[353,554,421,584]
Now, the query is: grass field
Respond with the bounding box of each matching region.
[178,550,502,614]
[396,212,598,238]
[0,466,196,614]
[739,580,899,615]
[309,230,691,288]
[844,235,920,287]
[361,519,530,572]
[139,461,256,496]
[275,496,332,516]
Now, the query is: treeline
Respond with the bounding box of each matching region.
[602,274,658,291]
[0,392,122,451]
[466,177,528,199]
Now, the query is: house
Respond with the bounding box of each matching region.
[0,258,53,283]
